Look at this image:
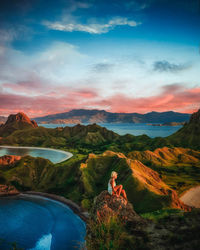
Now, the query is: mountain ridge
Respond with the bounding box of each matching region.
[33,109,190,124]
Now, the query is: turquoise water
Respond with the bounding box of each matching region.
[0,147,72,164]
[0,195,86,250]
[40,123,183,138]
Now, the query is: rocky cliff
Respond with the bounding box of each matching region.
[0,112,38,137]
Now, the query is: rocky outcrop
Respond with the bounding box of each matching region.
[90,191,142,223]
[0,184,19,196]
[5,112,38,127]
[0,112,38,137]
[86,191,147,249]
[0,155,21,165]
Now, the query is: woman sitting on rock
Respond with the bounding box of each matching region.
[108,171,127,200]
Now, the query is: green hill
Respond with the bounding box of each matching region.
[0,154,85,202]
[80,151,189,213]
[128,147,200,194]
[167,109,200,150]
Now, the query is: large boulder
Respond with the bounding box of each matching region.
[90,190,144,225]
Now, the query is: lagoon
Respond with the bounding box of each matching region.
[0,146,73,164]
[0,194,86,250]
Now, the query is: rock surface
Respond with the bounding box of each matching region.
[0,155,21,165]
[0,185,19,196]
[90,190,144,225]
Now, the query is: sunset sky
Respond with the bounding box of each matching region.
[0,0,200,117]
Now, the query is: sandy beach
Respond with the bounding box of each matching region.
[180,186,200,208]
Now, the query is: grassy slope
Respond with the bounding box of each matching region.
[80,153,173,213]
[0,154,87,203]
[167,122,200,150]
[0,123,199,210]
[128,147,200,194]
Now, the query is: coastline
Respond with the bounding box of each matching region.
[0,191,89,222]
[0,145,73,163]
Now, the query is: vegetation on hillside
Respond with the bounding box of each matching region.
[128,147,200,194]
[0,110,200,249]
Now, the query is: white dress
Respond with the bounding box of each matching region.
[108,178,116,195]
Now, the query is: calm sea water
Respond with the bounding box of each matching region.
[0,147,72,164]
[39,123,183,138]
[0,195,86,250]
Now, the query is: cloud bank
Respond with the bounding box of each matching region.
[0,83,200,117]
[43,17,140,34]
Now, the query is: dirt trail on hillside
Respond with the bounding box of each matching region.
[180,186,200,208]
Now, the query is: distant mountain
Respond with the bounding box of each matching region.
[0,112,38,137]
[34,109,190,124]
[168,109,200,150]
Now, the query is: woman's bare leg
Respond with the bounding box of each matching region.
[114,185,123,196]
[121,189,127,200]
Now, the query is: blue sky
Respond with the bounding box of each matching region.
[0,0,200,116]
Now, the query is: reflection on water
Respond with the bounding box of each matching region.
[0,147,72,164]
[3,147,30,156]
[29,233,52,250]
[0,195,86,250]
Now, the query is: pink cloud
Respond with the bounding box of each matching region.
[103,84,200,113]
[0,87,99,117]
[0,84,199,117]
